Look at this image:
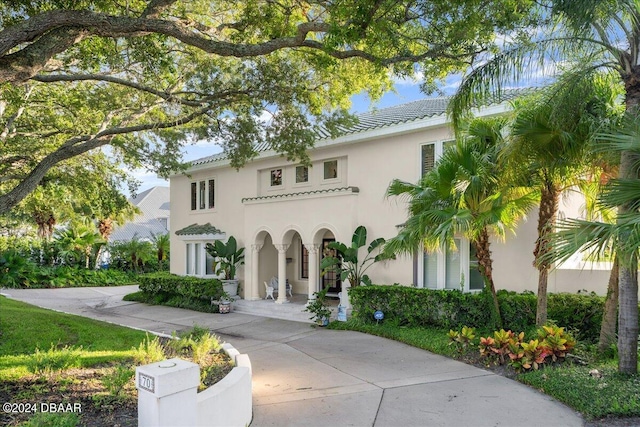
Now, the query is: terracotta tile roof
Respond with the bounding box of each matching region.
[174,223,224,236]
[190,90,527,167]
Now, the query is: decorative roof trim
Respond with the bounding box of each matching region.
[242,186,359,204]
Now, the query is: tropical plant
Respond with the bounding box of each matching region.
[304,287,332,324]
[320,226,394,287]
[505,75,622,327]
[109,235,154,272]
[449,0,640,373]
[205,236,245,280]
[448,326,477,354]
[53,222,105,269]
[151,233,170,270]
[386,117,537,326]
[0,249,36,288]
[542,120,640,362]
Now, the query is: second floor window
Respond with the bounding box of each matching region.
[296,165,309,183]
[190,178,215,211]
[323,160,338,180]
[270,169,283,186]
[199,181,206,209]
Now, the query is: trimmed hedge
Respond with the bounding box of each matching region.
[348,285,611,343]
[137,272,223,304]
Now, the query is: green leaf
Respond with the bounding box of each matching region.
[352,226,367,249]
[368,237,385,253]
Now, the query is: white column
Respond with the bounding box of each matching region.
[304,243,321,301]
[248,244,263,301]
[274,243,290,304]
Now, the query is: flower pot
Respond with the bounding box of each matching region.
[221,279,239,298]
[218,302,232,314]
[316,316,329,327]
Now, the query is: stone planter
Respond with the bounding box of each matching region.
[221,279,239,298]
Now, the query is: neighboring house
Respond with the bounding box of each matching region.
[110,186,170,242]
[169,97,610,302]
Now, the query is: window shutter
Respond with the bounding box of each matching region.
[421,144,435,176]
[208,179,215,208]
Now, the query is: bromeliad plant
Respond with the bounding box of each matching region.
[320,226,395,286]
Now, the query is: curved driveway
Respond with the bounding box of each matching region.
[2,286,583,427]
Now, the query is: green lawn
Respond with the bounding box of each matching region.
[0,296,148,380]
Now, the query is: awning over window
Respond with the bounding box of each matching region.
[175,223,225,241]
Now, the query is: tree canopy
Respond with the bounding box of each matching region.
[0,0,533,214]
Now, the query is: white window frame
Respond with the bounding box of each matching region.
[417,237,482,293]
[294,165,311,188]
[185,241,219,277]
[269,168,284,188]
[189,178,216,211]
[419,139,455,177]
[322,159,339,182]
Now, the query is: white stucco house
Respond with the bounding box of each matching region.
[169,96,611,303]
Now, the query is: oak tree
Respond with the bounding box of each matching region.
[0,0,533,214]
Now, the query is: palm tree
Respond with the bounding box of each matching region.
[542,120,640,347]
[386,117,537,327]
[505,76,619,326]
[54,222,105,269]
[151,233,170,270]
[450,0,640,373]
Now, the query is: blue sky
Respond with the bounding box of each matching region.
[130,74,463,194]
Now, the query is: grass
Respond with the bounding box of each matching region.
[332,318,640,421]
[329,318,456,357]
[0,296,148,381]
[520,363,640,419]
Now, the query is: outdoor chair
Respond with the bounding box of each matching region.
[269,277,293,297]
[264,281,276,300]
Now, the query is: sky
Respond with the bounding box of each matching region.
[128,74,464,194]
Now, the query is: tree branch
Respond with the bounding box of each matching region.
[0,7,466,84]
[32,73,205,107]
[0,105,210,213]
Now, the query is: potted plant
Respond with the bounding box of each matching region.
[205,236,245,297]
[218,291,232,314]
[320,225,394,287]
[304,287,332,326]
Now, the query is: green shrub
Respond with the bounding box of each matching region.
[349,285,622,344]
[138,272,222,301]
[0,249,37,288]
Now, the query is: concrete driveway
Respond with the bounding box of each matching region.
[2,286,584,427]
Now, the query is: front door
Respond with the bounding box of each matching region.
[321,238,341,294]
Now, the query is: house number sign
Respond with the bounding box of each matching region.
[138,373,155,393]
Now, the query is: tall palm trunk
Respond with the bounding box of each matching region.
[474,228,502,327]
[617,78,639,374]
[534,183,560,326]
[598,256,618,353]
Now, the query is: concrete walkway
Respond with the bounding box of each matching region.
[2,286,584,427]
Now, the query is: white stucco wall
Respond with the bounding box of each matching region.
[169,110,614,297]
